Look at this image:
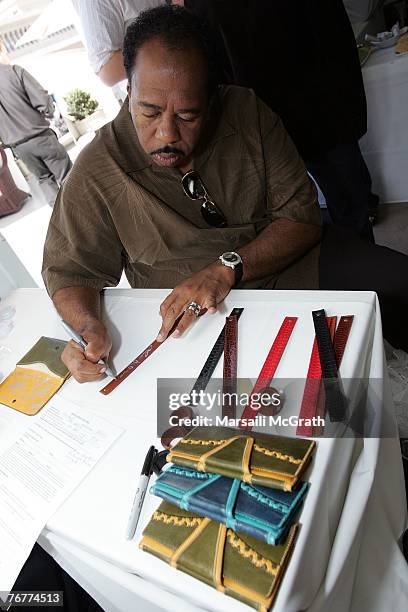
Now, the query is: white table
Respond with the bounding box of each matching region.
[0,288,407,612]
[360,46,408,203]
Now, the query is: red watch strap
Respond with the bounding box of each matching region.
[297,315,354,437]
[239,316,297,430]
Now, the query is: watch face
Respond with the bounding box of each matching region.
[223,252,239,264]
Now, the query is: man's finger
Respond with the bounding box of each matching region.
[157,298,187,341]
[159,292,177,317]
[62,342,106,383]
[171,305,198,338]
[202,293,218,314]
[81,333,111,362]
[73,371,106,384]
[85,345,109,363]
[72,365,106,384]
[71,359,107,382]
[62,340,85,366]
[65,340,107,368]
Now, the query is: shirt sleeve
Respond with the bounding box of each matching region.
[258,97,322,227]
[71,0,126,73]
[16,67,55,118]
[42,165,124,297]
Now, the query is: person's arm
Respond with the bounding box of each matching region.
[97,49,126,86]
[53,287,111,383]
[156,218,321,340]
[238,218,321,282]
[42,164,124,382]
[16,66,54,118]
[157,99,322,340]
[71,0,126,86]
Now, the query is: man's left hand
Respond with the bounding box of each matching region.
[157,261,235,341]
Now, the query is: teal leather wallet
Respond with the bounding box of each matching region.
[151,465,308,545]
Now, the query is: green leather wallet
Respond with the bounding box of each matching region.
[167,426,316,491]
[140,501,298,611]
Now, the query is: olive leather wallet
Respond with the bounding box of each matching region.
[167,426,316,491]
[140,500,298,611]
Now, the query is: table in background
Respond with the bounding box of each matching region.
[0,289,407,612]
[360,46,408,203]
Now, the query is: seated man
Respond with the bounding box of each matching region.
[42,5,408,383]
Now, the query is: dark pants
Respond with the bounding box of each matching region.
[307,142,379,241]
[319,225,408,351]
[10,544,103,612]
[13,130,72,207]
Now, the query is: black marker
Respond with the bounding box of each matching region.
[125,445,156,539]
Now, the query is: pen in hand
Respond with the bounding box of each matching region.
[126,445,157,540]
[60,319,116,378]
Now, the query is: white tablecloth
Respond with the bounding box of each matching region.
[360,46,408,203]
[0,289,407,612]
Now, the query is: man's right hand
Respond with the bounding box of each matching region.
[61,321,112,383]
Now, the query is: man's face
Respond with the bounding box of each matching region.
[128,37,209,169]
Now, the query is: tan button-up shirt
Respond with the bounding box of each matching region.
[42,86,321,297]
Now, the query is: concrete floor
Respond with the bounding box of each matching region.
[374,202,408,255]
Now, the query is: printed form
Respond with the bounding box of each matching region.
[0,397,123,592]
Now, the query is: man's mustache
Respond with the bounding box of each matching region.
[150,146,184,156]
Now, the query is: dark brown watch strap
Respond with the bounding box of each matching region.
[222,315,238,419]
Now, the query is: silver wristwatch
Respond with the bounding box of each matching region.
[219,252,243,286]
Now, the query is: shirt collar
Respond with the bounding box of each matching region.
[109,88,236,176]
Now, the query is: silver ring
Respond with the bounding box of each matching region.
[186,301,202,317]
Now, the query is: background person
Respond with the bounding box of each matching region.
[71,0,164,99]
[0,44,72,207]
[184,0,379,239]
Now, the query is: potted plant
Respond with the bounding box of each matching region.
[64,89,104,137]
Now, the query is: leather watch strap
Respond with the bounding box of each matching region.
[313,310,338,378]
[333,315,354,367]
[297,313,354,437]
[160,406,195,450]
[189,308,244,401]
[100,315,182,395]
[296,315,337,437]
[312,309,346,423]
[160,308,244,448]
[312,315,354,436]
[239,317,297,430]
[222,315,238,419]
